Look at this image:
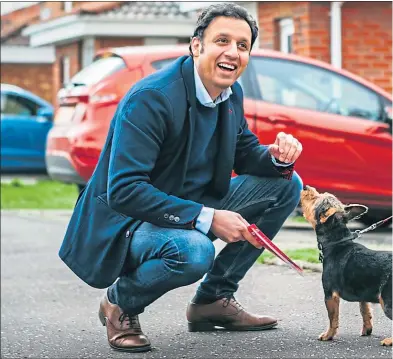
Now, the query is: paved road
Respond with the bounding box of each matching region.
[1,212,392,358]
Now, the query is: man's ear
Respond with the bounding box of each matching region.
[191,37,201,57]
[344,204,368,221]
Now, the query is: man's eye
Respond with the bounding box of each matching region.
[217,38,228,43]
[238,43,248,50]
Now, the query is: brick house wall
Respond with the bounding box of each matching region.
[94,37,144,53]
[341,2,392,93]
[53,42,82,104]
[0,63,53,103]
[257,1,392,93]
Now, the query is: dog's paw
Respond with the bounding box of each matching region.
[318,332,334,341]
[381,337,392,346]
[361,326,373,336]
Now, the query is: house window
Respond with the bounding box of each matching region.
[279,18,294,53]
[63,2,73,13]
[60,56,71,86]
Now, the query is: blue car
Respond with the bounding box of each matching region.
[1,84,54,173]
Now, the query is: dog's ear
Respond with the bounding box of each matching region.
[319,208,339,224]
[343,204,368,221]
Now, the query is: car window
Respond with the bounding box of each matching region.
[0,93,39,116]
[69,56,126,87]
[251,57,382,121]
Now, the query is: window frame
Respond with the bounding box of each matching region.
[1,93,40,117]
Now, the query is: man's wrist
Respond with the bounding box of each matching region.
[195,207,215,235]
[271,155,294,167]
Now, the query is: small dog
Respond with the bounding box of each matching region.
[300,185,392,346]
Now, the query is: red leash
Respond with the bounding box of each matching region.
[248,224,304,276]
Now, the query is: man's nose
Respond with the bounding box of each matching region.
[226,42,239,58]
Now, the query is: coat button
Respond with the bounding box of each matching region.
[174,216,180,222]
[164,213,169,219]
[169,215,174,221]
[126,230,130,238]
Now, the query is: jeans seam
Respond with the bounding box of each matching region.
[220,175,249,209]
[233,197,276,213]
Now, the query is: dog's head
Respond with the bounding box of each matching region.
[300,185,368,229]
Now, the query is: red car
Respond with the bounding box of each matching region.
[46,45,392,226]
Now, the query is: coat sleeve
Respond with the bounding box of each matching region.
[232,90,294,179]
[107,88,203,229]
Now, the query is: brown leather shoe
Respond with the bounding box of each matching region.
[98,295,151,352]
[186,296,278,332]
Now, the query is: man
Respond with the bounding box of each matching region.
[59,3,303,353]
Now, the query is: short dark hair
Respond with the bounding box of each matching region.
[189,3,259,56]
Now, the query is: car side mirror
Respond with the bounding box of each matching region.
[383,106,392,125]
[37,107,53,122]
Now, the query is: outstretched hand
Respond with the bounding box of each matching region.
[268,132,302,164]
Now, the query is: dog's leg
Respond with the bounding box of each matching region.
[319,291,340,341]
[379,279,392,346]
[359,302,373,336]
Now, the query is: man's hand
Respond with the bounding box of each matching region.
[210,210,263,249]
[268,132,302,164]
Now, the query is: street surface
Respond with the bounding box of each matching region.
[1,211,392,358]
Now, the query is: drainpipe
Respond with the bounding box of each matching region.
[330,1,343,68]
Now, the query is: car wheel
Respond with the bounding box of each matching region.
[359,213,392,228]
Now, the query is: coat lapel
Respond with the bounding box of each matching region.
[179,56,197,195]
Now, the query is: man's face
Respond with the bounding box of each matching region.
[192,16,252,100]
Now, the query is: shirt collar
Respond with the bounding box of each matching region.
[194,64,232,108]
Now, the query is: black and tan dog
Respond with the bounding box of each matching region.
[300,185,392,346]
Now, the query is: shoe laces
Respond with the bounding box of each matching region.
[119,313,140,329]
[223,295,244,311]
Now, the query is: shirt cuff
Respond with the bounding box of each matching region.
[271,155,294,167]
[195,206,215,235]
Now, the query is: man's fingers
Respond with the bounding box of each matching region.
[240,226,263,249]
[283,138,298,162]
[279,134,294,162]
[276,132,287,159]
[238,215,250,227]
[287,141,302,162]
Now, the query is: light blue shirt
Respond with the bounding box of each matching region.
[193,65,292,235]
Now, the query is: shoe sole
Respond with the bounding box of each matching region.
[98,310,152,353]
[188,320,278,332]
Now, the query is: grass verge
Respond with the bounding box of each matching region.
[1,179,79,209]
[258,247,320,264]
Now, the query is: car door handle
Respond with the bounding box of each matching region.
[267,115,295,125]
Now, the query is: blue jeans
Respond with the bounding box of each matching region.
[108,173,303,315]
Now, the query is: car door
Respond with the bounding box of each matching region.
[0,92,52,172]
[248,55,392,207]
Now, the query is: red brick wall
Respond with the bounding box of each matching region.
[53,42,82,104]
[258,1,392,93]
[308,2,330,63]
[1,3,41,39]
[342,2,392,93]
[94,37,144,53]
[258,2,313,57]
[1,63,53,103]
